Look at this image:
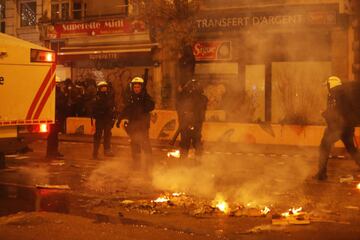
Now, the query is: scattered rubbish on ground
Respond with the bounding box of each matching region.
[339,175,354,183]
[345,206,359,211]
[272,207,310,225]
[50,161,65,166]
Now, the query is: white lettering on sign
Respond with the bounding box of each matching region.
[193,43,216,57]
[252,15,302,25]
[104,19,124,28]
[62,22,101,31]
[197,13,312,30]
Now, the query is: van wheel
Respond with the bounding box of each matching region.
[0,152,5,169]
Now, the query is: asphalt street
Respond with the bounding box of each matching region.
[1,138,360,240]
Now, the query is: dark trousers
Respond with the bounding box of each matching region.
[317,126,360,177]
[47,123,60,157]
[93,118,113,156]
[129,129,152,170]
[179,127,203,158]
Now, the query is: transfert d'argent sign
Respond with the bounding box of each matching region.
[196,10,337,32]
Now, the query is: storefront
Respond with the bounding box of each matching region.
[193,3,348,124]
[45,17,160,109]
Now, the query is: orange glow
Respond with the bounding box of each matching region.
[281,207,303,217]
[46,52,53,62]
[167,149,180,158]
[172,192,185,197]
[40,124,48,133]
[212,195,230,214]
[216,200,230,214]
[153,196,170,203]
[357,183,360,190]
[261,206,271,215]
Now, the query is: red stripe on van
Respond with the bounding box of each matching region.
[33,75,56,119]
[26,63,56,120]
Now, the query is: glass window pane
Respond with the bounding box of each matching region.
[0,22,4,33]
[61,3,69,20]
[20,2,37,27]
[0,0,5,19]
[51,3,60,20]
[73,2,82,19]
[271,62,331,124]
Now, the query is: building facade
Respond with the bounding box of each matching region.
[2,0,359,125]
[193,0,358,124]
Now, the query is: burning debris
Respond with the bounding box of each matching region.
[119,192,273,218]
[167,149,181,158]
[215,200,230,214]
[152,196,171,203]
[272,207,310,225]
[339,175,354,183]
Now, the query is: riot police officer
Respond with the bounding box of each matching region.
[92,81,116,159]
[117,77,155,171]
[315,76,360,180]
[46,77,68,159]
[176,79,208,160]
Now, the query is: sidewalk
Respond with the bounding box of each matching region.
[59,133,325,157]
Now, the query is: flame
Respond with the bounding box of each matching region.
[172,192,185,197]
[357,183,360,190]
[153,196,170,203]
[261,206,271,215]
[167,149,181,158]
[281,207,303,217]
[216,200,230,214]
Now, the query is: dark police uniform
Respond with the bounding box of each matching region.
[118,89,154,169]
[316,81,360,180]
[92,85,115,159]
[46,84,67,158]
[176,80,208,159]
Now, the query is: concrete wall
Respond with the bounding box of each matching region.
[65,110,360,148]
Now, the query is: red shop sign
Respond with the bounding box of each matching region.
[193,41,231,61]
[46,19,146,39]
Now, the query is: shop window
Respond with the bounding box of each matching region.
[0,0,5,33]
[51,0,70,21]
[245,65,265,122]
[271,62,331,125]
[20,1,36,27]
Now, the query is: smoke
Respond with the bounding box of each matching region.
[151,151,313,205]
[86,158,132,193]
[15,166,50,185]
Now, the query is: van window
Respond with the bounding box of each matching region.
[0,0,5,33]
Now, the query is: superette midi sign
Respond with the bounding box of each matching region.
[46,19,146,39]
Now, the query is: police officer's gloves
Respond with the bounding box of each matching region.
[123,120,129,128]
[115,119,129,128]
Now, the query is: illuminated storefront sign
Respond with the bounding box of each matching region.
[196,10,337,32]
[46,19,146,39]
[193,41,231,61]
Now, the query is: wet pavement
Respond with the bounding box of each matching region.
[1,138,360,239]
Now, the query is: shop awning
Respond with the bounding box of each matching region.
[57,43,158,56]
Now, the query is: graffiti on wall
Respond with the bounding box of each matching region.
[73,67,154,110]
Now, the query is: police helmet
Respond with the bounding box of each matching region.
[97,81,108,87]
[327,76,342,89]
[131,77,144,84]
